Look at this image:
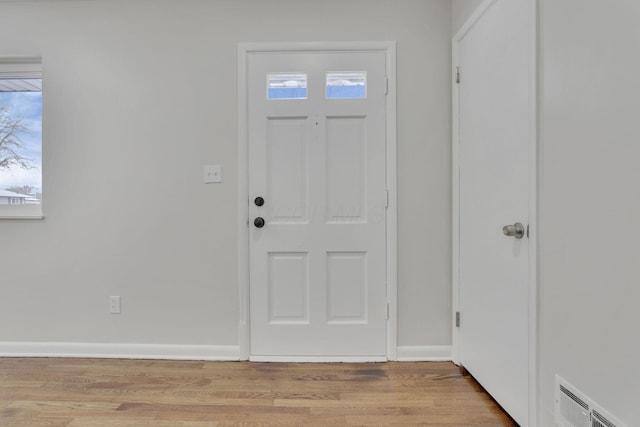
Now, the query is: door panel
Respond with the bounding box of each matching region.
[457,0,531,425]
[266,118,309,224]
[248,51,387,358]
[268,252,309,324]
[326,117,366,223]
[326,252,367,323]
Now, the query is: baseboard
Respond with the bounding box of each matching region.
[0,342,450,363]
[0,342,240,361]
[396,345,452,361]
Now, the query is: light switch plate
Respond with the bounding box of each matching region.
[204,165,222,183]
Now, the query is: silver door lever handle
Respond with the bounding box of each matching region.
[503,222,525,239]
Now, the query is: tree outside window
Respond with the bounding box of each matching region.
[0,60,42,218]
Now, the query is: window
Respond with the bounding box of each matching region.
[0,58,42,218]
[266,72,368,101]
[267,73,307,100]
[326,72,367,99]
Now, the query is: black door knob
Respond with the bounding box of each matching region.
[254,217,265,228]
[255,197,265,207]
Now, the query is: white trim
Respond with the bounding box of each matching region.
[528,1,540,426]
[0,56,41,78]
[250,355,387,363]
[238,41,397,55]
[0,205,44,220]
[451,33,461,367]
[0,342,240,361]
[237,43,250,361]
[383,43,398,361]
[396,346,452,362]
[452,1,538,426]
[237,41,398,361]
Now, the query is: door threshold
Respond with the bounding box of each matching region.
[250,355,388,363]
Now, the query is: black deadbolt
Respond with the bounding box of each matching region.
[254,217,265,228]
[254,197,265,207]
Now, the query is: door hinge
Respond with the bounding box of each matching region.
[385,77,389,95]
[386,302,390,320]
[456,311,461,328]
[385,189,389,208]
[455,66,460,84]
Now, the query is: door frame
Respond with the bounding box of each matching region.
[237,41,398,361]
[451,1,538,425]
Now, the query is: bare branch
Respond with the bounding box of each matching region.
[0,108,34,170]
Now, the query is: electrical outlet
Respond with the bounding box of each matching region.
[110,296,121,314]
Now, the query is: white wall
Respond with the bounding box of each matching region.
[539,1,640,425]
[0,0,453,353]
[451,0,485,35]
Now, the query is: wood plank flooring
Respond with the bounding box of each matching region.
[0,358,517,426]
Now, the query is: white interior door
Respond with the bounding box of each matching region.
[456,0,533,425]
[248,51,388,359]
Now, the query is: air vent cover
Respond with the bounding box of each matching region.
[555,376,628,427]
[557,383,590,427]
[592,410,616,427]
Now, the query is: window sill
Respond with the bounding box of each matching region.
[0,205,43,220]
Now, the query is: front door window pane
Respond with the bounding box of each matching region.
[326,72,366,99]
[268,73,308,100]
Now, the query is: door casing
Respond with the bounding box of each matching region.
[452,1,538,425]
[237,42,398,361]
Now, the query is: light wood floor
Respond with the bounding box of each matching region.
[0,358,517,426]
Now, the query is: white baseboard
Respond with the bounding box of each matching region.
[0,342,240,361]
[396,345,452,361]
[0,342,450,363]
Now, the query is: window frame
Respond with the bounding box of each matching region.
[0,57,43,219]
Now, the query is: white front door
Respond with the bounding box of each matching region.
[248,50,388,359]
[456,0,533,425]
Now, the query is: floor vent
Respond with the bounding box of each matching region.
[555,376,628,427]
